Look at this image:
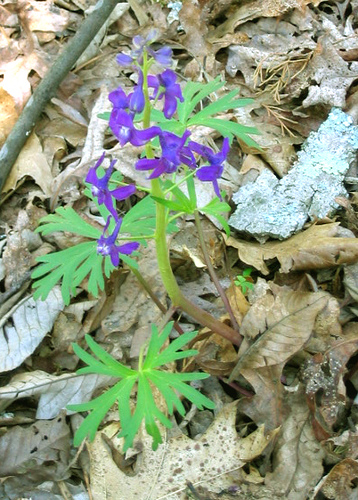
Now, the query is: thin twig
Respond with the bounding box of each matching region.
[194,210,240,332]
[0,0,119,195]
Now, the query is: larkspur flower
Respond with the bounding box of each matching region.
[86,153,136,217]
[148,69,183,119]
[135,130,196,178]
[129,69,145,114]
[116,29,172,68]
[97,217,140,267]
[109,109,161,147]
[108,87,130,112]
[189,138,230,199]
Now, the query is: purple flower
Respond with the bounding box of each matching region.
[109,109,161,147]
[116,30,172,68]
[108,87,130,112]
[135,130,196,179]
[129,69,145,114]
[148,69,183,119]
[86,154,136,217]
[147,46,172,67]
[97,217,140,267]
[189,138,230,199]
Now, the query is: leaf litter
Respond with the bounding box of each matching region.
[0,1,357,499]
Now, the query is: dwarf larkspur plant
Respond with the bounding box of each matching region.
[32,30,259,450]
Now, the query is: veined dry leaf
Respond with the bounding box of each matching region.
[226,223,358,275]
[0,288,64,372]
[0,370,113,418]
[230,288,329,380]
[265,388,325,500]
[87,402,279,499]
[238,364,284,431]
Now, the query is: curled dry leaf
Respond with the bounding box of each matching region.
[226,223,358,275]
[192,332,238,377]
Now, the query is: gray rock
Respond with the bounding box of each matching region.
[229,108,358,243]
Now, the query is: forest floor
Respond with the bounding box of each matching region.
[0,1,358,499]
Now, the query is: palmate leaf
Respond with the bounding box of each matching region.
[67,321,214,452]
[32,241,111,306]
[36,207,101,239]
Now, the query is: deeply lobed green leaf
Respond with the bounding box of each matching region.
[68,321,214,452]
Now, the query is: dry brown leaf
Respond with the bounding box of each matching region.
[0,87,18,147]
[231,288,329,378]
[1,50,49,111]
[238,364,284,431]
[193,333,238,377]
[87,402,279,499]
[207,0,318,42]
[24,0,80,34]
[315,458,358,500]
[265,388,326,499]
[2,132,53,195]
[226,223,358,275]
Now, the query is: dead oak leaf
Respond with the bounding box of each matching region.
[225,223,358,275]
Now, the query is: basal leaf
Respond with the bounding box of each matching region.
[68,321,214,452]
[36,207,101,239]
[32,242,99,305]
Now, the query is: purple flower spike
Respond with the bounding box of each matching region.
[129,69,145,114]
[97,217,140,267]
[109,109,161,147]
[189,138,230,200]
[135,130,196,179]
[148,69,183,118]
[86,154,136,217]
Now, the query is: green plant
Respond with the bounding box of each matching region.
[234,268,254,294]
[67,322,214,451]
[31,30,260,450]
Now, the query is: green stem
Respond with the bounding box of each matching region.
[194,210,240,332]
[151,178,241,346]
[141,52,241,346]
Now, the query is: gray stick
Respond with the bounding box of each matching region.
[0,0,119,196]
